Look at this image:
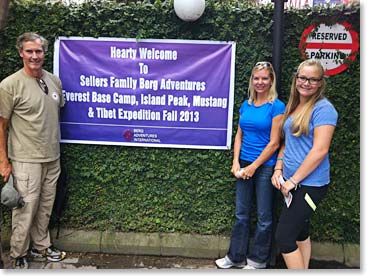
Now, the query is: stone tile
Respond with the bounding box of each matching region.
[312,241,344,263]
[344,243,360,268]
[50,228,101,253]
[218,235,230,258]
[161,233,218,258]
[101,231,160,255]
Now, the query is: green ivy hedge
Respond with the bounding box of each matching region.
[0,0,360,244]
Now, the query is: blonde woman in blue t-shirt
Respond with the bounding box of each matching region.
[271,59,338,269]
[215,61,285,269]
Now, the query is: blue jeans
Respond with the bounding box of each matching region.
[227,160,275,268]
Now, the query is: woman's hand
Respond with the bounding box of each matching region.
[231,162,258,180]
[280,180,295,197]
[271,170,283,190]
[231,161,241,178]
[241,163,257,179]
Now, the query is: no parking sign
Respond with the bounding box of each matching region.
[299,22,359,76]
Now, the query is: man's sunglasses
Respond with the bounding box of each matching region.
[37,78,48,95]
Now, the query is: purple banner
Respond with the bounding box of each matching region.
[54,37,235,149]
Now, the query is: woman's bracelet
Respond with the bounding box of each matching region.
[274,168,282,171]
[277,158,283,161]
[289,177,298,189]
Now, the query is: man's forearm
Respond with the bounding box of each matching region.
[0,120,8,163]
[0,117,11,181]
[0,116,8,151]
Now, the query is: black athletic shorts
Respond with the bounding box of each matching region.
[275,184,328,254]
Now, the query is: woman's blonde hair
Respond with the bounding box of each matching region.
[248,61,277,104]
[283,59,326,137]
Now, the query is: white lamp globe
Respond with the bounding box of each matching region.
[174,0,206,22]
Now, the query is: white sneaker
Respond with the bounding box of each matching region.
[243,264,256,269]
[215,255,245,269]
[31,245,66,262]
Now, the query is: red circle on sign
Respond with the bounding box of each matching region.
[299,22,359,76]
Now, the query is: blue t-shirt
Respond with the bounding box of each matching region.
[239,99,285,166]
[283,98,338,187]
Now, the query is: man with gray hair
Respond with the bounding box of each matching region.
[0,32,66,269]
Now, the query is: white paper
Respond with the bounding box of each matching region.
[236,168,244,178]
[279,176,293,208]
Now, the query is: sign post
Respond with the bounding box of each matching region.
[271,0,287,99]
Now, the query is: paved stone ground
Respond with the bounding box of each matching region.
[1,251,358,269]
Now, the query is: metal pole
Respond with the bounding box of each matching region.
[270,0,287,267]
[271,0,287,99]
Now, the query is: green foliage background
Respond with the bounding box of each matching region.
[0,0,360,244]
